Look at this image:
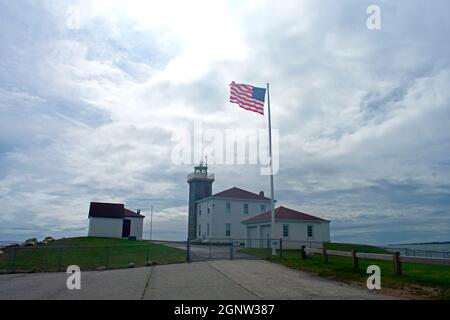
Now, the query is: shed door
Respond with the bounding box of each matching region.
[122,219,131,238]
[260,226,271,248]
[247,227,257,248]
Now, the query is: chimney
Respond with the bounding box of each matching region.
[259,191,265,197]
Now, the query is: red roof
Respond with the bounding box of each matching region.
[124,208,145,218]
[89,202,124,219]
[89,202,145,219]
[242,206,329,224]
[212,187,271,201]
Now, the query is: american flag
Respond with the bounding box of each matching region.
[229,81,266,115]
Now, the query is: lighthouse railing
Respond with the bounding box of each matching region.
[187,173,215,181]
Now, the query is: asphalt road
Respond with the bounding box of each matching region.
[0,260,396,300]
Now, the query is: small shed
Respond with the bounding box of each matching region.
[88,202,145,240]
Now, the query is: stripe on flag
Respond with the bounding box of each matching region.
[229,81,266,115]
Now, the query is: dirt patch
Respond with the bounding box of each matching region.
[344,279,449,300]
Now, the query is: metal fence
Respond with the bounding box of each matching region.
[382,247,450,259]
[0,244,161,274]
[186,238,286,261]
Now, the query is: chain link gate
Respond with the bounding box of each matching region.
[186,238,283,262]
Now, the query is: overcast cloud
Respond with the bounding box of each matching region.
[1,0,449,244]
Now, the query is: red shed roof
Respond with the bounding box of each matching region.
[124,208,145,218]
[89,202,124,219]
[89,202,144,219]
[212,187,271,201]
[242,206,329,224]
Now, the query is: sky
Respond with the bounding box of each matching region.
[0,0,450,245]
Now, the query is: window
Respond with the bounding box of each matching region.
[244,204,249,215]
[207,223,210,237]
[226,202,231,214]
[207,207,210,214]
[283,225,289,238]
[225,223,231,237]
[198,224,202,237]
[307,225,314,238]
[261,204,266,213]
[198,204,201,216]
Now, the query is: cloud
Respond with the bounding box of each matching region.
[0,0,449,244]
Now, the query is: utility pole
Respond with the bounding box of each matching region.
[149,205,154,241]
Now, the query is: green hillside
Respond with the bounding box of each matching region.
[0,237,185,273]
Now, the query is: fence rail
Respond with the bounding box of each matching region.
[400,255,450,266]
[3,240,448,275]
[303,246,450,275]
[382,247,450,259]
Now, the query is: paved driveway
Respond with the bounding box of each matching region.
[0,260,396,300]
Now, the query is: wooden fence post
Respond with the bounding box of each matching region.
[301,246,306,260]
[352,249,359,271]
[323,248,328,263]
[393,251,402,276]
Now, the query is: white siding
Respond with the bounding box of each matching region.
[88,217,144,240]
[259,225,271,248]
[197,197,271,240]
[244,221,331,249]
[273,221,331,242]
[246,227,258,248]
[196,201,214,239]
[88,217,123,238]
[126,217,144,240]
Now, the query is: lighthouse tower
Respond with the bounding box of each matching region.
[187,162,215,240]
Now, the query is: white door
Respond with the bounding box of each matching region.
[259,225,271,248]
[247,227,257,248]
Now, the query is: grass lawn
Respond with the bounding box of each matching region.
[0,237,186,273]
[241,244,450,300]
[323,242,391,254]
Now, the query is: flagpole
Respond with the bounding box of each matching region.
[267,83,276,256]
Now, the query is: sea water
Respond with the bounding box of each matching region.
[384,243,450,258]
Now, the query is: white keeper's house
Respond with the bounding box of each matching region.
[88,202,145,240]
[188,163,331,247]
[196,187,273,240]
